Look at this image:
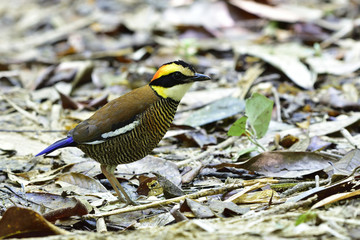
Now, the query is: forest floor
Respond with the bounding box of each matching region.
[0,0,360,239]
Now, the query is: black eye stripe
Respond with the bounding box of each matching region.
[172,71,183,79]
[150,74,185,87]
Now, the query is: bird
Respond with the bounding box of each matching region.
[36,60,210,206]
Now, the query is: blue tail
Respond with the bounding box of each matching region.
[36,137,75,156]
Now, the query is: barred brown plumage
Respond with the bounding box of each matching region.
[77,98,178,165]
[36,60,210,206]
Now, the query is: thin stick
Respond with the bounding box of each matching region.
[84,182,244,219]
[1,94,39,124]
[340,128,359,148]
[271,86,282,122]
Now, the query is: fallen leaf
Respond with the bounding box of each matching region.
[43,198,88,222]
[182,97,245,127]
[235,44,315,89]
[311,189,360,209]
[239,151,338,178]
[116,156,182,186]
[0,207,68,239]
[180,199,214,218]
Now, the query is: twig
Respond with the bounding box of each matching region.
[280,179,330,197]
[318,214,360,226]
[247,195,318,218]
[1,94,39,124]
[4,185,51,209]
[83,182,244,219]
[224,182,265,203]
[320,18,360,48]
[340,128,359,148]
[94,208,107,233]
[247,133,267,152]
[271,86,281,122]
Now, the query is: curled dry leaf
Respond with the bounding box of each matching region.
[43,198,88,222]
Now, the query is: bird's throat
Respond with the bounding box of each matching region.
[151,83,193,101]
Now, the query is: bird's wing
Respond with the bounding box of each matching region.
[70,85,159,144]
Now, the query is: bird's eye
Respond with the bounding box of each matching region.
[172,72,182,80]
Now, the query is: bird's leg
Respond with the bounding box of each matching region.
[100,164,138,206]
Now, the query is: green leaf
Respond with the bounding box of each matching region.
[295,211,317,226]
[228,116,248,136]
[245,93,274,138]
[232,146,258,160]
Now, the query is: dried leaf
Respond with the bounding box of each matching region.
[180,199,214,218]
[311,189,360,209]
[235,44,315,89]
[0,207,68,238]
[209,200,250,217]
[239,151,338,178]
[57,172,108,193]
[183,97,245,127]
[116,156,182,186]
[230,0,322,23]
[43,198,88,222]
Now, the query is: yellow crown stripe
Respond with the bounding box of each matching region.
[151,63,193,81]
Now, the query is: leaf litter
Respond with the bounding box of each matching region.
[0,0,360,239]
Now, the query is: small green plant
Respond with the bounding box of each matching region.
[295,211,318,226]
[228,93,274,152]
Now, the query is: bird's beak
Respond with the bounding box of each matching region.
[192,73,211,81]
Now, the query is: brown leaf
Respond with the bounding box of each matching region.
[43,198,88,222]
[0,207,68,239]
[137,175,162,196]
[239,151,338,178]
[279,135,299,148]
[34,64,58,90]
[57,89,80,110]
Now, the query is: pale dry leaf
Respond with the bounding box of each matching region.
[230,0,322,23]
[235,44,315,89]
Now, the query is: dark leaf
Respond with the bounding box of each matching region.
[0,207,68,238]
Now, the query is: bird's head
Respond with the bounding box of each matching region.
[149,60,210,101]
